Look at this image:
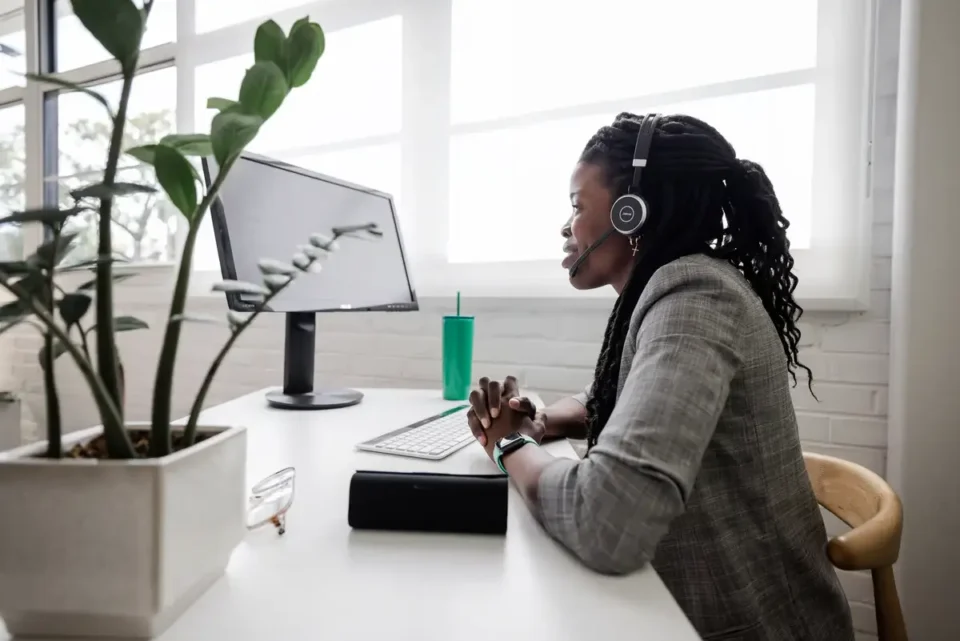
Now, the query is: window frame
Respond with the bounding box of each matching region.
[11,0,881,311]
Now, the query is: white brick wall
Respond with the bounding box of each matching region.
[0,2,899,638]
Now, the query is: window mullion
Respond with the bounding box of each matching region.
[20,0,44,255]
[401,0,451,267]
[172,0,194,263]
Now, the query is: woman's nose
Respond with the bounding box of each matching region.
[561,219,572,239]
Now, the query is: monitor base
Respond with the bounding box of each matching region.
[265,388,364,410]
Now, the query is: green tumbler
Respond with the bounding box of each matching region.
[442,315,475,400]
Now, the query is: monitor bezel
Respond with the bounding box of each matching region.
[201,151,419,314]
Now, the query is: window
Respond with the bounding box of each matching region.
[10,0,876,308]
[190,13,403,275]
[50,66,178,263]
[434,0,873,304]
[449,86,816,265]
[54,0,176,72]
[0,1,25,90]
[450,0,818,123]
[194,0,314,36]
[0,102,24,261]
[193,16,401,150]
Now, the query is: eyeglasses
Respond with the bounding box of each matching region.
[247,467,296,535]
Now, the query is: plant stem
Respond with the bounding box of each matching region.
[183,231,345,445]
[79,325,91,360]
[42,226,61,459]
[183,288,285,443]
[182,311,252,446]
[41,334,61,458]
[0,278,133,457]
[149,164,232,456]
[94,66,137,447]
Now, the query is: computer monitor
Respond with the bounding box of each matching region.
[202,152,418,411]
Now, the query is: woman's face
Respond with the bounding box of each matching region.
[562,162,635,292]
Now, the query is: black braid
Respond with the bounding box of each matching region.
[582,113,814,449]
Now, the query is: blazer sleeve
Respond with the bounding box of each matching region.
[534,266,746,575]
[571,382,593,407]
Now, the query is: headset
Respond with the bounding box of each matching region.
[568,113,660,278]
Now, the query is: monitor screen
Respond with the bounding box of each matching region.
[204,153,417,313]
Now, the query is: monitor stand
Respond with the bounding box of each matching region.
[265,311,364,410]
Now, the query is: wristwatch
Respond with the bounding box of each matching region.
[493,432,538,475]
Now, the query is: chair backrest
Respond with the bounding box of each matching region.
[803,452,908,641]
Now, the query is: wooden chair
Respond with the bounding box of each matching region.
[804,452,908,641]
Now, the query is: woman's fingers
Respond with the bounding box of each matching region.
[469,386,491,428]
[502,375,520,399]
[488,379,502,418]
[472,374,523,427]
[466,407,486,446]
[508,396,537,418]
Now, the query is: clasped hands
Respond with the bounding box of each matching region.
[466,375,545,459]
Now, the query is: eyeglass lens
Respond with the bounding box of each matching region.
[247,467,296,534]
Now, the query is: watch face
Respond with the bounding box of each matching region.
[498,432,525,451]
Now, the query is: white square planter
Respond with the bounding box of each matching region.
[0,423,247,638]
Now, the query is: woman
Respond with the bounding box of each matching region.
[467,113,855,640]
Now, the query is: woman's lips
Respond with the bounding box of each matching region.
[561,251,578,269]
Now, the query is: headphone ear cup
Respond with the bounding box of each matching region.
[610,194,647,235]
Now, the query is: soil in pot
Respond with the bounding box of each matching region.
[63,430,215,459]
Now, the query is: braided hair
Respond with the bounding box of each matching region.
[582,113,813,449]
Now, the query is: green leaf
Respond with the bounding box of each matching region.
[256,259,297,276]
[238,61,288,120]
[0,299,24,321]
[127,144,201,184]
[170,313,226,326]
[59,254,129,272]
[114,315,149,332]
[309,232,339,251]
[254,20,286,68]
[76,271,137,291]
[25,73,112,115]
[6,270,47,300]
[285,19,324,88]
[154,145,198,219]
[331,223,382,238]
[30,231,79,269]
[71,182,156,200]
[70,0,144,70]
[292,253,310,271]
[0,206,84,227]
[38,340,70,368]
[290,17,309,32]
[0,261,34,276]
[126,144,158,165]
[263,273,292,292]
[211,111,263,166]
[207,97,240,112]
[227,310,250,330]
[58,292,91,326]
[2,271,49,322]
[83,315,149,335]
[212,280,269,296]
[159,133,213,157]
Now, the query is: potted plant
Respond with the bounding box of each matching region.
[0,1,379,637]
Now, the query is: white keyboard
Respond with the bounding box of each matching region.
[355,405,474,460]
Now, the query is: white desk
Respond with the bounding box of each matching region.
[48,389,703,640]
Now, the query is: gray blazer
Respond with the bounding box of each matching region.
[535,254,855,640]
